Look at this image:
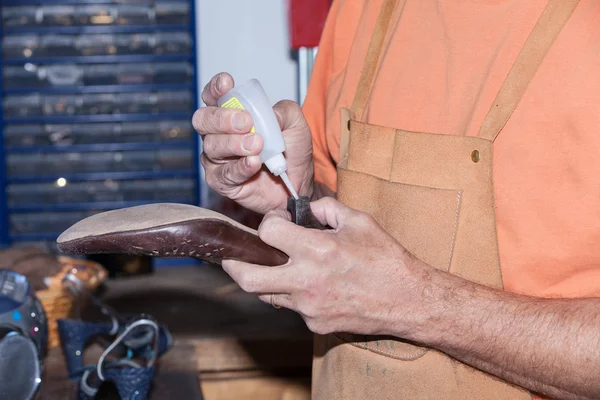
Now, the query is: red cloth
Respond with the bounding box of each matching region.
[289,0,331,48]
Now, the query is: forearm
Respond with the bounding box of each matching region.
[401,264,600,400]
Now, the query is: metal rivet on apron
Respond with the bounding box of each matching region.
[471,150,480,163]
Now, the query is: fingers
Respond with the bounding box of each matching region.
[201,72,234,106]
[221,260,298,294]
[202,154,262,189]
[262,209,292,222]
[193,107,254,137]
[258,210,329,256]
[195,74,263,190]
[257,293,295,310]
[309,197,352,230]
[202,133,263,160]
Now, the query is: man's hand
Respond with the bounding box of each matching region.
[193,72,315,214]
[221,197,422,336]
[223,197,600,400]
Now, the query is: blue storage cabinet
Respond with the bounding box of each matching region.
[0,0,201,267]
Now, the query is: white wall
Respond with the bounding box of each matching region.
[195,0,298,104]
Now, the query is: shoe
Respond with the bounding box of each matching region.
[57,203,288,266]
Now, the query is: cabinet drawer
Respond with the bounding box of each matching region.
[4,121,193,147]
[8,178,195,206]
[3,35,40,58]
[6,150,194,177]
[155,1,190,25]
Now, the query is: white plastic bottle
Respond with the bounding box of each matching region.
[218,79,299,199]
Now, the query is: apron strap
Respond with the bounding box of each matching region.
[477,0,580,141]
[349,0,579,140]
[351,0,399,121]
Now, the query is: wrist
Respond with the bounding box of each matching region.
[399,262,505,350]
[386,258,461,344]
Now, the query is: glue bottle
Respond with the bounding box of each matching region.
[218,79,299,199]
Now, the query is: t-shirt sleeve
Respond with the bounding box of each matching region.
[302,0,341,193]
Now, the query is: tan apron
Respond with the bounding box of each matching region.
[312,0,579,398]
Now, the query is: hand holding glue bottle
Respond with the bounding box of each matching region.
[218,79,299,200]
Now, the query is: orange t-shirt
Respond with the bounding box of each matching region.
[303,0,600,299]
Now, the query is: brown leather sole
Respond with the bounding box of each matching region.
[57,203,289,266]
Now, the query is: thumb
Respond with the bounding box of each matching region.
[273,100,309,132]
[272,100,313,174]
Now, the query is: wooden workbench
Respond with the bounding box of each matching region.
[41,265,313,399]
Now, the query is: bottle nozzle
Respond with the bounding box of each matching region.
[280,172,299,200]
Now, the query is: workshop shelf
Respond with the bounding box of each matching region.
[0,0,201,270]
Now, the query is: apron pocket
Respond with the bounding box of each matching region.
[337,166,462,272]
[336,166,463,360]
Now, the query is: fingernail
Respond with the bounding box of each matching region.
[232,113,248,131]
[245,155,260,168]
[242,134,256,152]
[216,75,223,93]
